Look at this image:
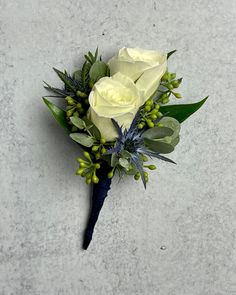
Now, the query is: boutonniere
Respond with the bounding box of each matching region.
[43,47,207,249]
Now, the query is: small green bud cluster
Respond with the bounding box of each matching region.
[138,99,162,129]
[76,151,100,184]
[91,138,107,160]
[134,171,149,183]
[65,94,89,121]
[134,155,157,183]
[159,72,182,104]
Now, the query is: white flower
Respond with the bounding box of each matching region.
[88,72,145,141]
[108,47,167,99]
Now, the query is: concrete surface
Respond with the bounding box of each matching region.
[0,0,236,294]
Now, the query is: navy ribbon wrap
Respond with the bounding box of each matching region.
[82,163,111,250]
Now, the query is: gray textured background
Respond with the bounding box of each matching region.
[0,0,236,294]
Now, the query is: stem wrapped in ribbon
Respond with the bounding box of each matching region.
[83,163,111,250]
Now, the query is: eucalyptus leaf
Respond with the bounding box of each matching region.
[159,117,180,147]
[43,98,70,132]
[121,150,132,159]
[82,117,101,140]
[171,135,180,147]
[119,158,130,170]
[142,126,173,140]
[144,138,174,154]
[159,97,208,123]
[70,133,94,147]
[70,116,85,129]
[89,61,109,82]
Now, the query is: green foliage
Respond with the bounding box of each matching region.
[53,68,77,93]
[143,138,174,154]
[42,47,208,187]
[142,117,181,154]
[89,61,110,83]
[70,116,85,129]
[82,117,101,140]
[84,48,99,65]
[157,72,183,104]
[70,133,94,147]
[43,98,70,132]
[141,126,174,140]
[76,151,101,184]
[159,97,208,123]
[167,50,177,59]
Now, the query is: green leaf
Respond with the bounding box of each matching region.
[144,138,174,154]
[81,62,91,92]
[111,153,119,167]
[70,116,86,129]
[159,117,181,146]
[43,81,70,97]
[53,68,76,93]
[73,70,82,82]
[159,97,208,123]
[69,133,94,147]
[119,158,130,170]
[89,61,109,82]
[43,98,70,132]
[167,50,177,59]
[142,126,174,140]
[82,117,101,140]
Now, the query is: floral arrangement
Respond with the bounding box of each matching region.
[43,47,207,249]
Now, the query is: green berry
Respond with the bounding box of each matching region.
[145,99,153,106]
[76,90,88,98]
[150,114,157,120]
[86,178,91,185]
[138,123,145,129]
[95,153,101,160]
[148,165,156,170]
[142,155,148,162]
[92,175,99,184]
[100,138,106,144]
[147,120,154,128]
[83,151,91,161]
[65,96,72,101]
[171,80,180,88]
[76,168,84,175]
[154,103,160,110]
[134,172,140,180]
[92,145,99,152]
[170,73,176,80]
[145,105,151,112]
[108,170,114,178]
[101,147,107,154]
[95,163,100,169]
[162,97,169,104]
[161,73,169,81]
[66,109,74,117]
[80,162,88,168]
[68,99,75,106]
[173,92,182,98]
[76,103,82,110]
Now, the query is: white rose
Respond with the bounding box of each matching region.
[88,72,145,141]
[108,47,167,99]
